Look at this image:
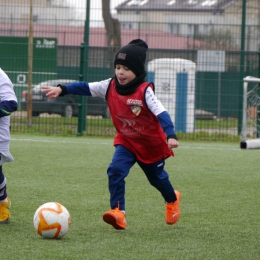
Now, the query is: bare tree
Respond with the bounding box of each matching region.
[102,0,121,75]
[193,29,237,50]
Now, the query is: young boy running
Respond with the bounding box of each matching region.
[42,39,181,230]
[0,68,18,224]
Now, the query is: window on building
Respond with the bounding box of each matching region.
[188,24,199,36]
[122,23,133,29]
[170,24,179,35]
[20,14,38,23]
[204,24,209,34]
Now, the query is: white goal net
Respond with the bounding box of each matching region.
[241,76,260,149]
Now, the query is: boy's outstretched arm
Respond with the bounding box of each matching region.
[42,82,92,98]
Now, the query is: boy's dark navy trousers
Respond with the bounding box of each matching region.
[107,144,176,210]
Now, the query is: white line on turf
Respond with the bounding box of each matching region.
[11,138,110,145]
[11,138,241,150]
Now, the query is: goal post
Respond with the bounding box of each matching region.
[240,76,260,149]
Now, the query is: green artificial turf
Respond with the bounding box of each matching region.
[0,134,259,259]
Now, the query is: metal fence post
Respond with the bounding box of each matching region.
[77,44,87,136]
[257,49,260,138]
[238,0,247,135]
[77,0,90,136]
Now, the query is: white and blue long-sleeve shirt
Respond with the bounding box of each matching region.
[0,68,18,151]
[64,79,177,139]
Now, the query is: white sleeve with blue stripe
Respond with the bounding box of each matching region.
[145,86,176,137]
[66,79,111,98]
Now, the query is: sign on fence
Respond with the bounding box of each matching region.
[197,50,225,72]
[0,36,57,86]
[0,36,57,106]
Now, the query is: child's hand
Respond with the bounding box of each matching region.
[41,86,61,98]
[167,138,179,150]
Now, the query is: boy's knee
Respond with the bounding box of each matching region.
[107,164,123,177]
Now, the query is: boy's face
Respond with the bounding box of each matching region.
[115,64,136,85]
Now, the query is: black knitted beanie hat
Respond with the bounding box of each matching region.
[114,39,148,76]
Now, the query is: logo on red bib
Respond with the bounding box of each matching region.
[131,106,141,116]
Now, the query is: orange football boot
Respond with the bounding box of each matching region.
[165,190,181,225]
[103,208,126,230]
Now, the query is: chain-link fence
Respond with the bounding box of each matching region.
[1,0,259,141]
